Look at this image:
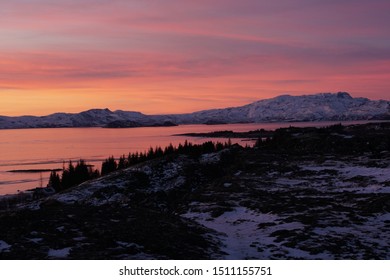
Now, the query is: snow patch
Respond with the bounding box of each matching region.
[0,240,11,252]
[199,152,220,164]
[28,238,43,243]
[56,226,65,232]
[47,247,71,259]
[183,207,280,259]
[341,166,390,183]
[275,178,307,186]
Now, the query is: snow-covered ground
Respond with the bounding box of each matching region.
[180,152,390,259]
[0,240,11,253]
[47,247,71,259]
[183,207,282,259]
[1,132,389,259]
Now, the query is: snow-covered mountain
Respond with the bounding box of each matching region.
[0,92,389,129]
[164,92,389,124]
[0,108,154,129]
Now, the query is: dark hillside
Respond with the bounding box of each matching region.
[0,123,389,259]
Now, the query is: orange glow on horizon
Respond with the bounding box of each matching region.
[1,1,389,116]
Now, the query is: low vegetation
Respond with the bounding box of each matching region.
[48,140,233,192]
[0,122,389,259]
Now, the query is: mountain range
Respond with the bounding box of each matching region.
[1,92,389,129]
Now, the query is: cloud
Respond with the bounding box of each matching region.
[1,0,389,115]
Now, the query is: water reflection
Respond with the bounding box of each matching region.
[0,121,383,195]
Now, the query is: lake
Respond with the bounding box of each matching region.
[0,120,383,195]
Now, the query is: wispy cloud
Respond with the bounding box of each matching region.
[1,0,389,115]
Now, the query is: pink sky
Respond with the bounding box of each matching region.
[1,0,389,116]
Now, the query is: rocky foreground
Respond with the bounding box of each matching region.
[0,123,389,259]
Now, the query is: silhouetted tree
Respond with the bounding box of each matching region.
[61,161,75,189]
[48,171,61,192]
[155,146,164,157]
[118,155,128,170]
[74,160,91,183]
[59,160,97,190]
[147,147,155,159]
[164,143,175,155]
[101,156,118,175]
[46,140,242,195]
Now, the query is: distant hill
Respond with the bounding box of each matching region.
[0,92,389,129]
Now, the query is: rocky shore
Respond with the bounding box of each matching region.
[1,122,389,259]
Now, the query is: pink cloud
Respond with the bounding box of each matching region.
[1,0,389,115]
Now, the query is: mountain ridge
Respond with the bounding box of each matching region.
[0,92,389,129]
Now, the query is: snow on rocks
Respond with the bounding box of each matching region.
[199,152,221,164]
[0,93,389,129]
[182,206,314,259]
[0,240,11,252]
[182,207,278,260]
[2,127,388,259]
[47,247,72,259]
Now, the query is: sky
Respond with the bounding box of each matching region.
[1,0,389,116]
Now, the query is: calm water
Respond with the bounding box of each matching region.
[0,121,382,195]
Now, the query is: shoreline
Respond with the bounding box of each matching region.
[7,168,63,173]
[0,121,389,259]
[0,119,389,131]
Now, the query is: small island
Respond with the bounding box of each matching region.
[104,120,178,128]
[174,129,274,139]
